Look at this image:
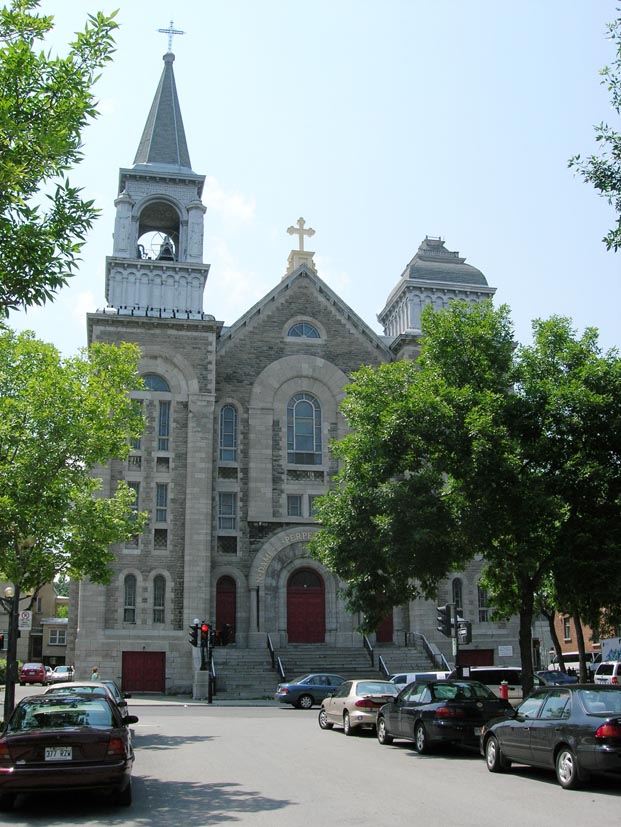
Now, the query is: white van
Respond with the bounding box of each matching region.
[389,671,450,689]
[549,651,600,676]
[594,661,621,685]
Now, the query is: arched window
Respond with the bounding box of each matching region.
[143,373,170,392]
[287,393,322,465]
[287,321,320,339]
[153,575,166,624]
[124,575,136,623]
[478,581,489,623]
[219,405,238,462]
[452,578,463,614]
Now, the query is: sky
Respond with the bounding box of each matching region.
[8,0,621,356]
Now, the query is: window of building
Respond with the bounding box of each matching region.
[452,578,463,614]
[477,583,489,623]
[153,575,165,624]
[287,321,320,339]
[563,616,572,641]
[287,393,322,465]
[155,483,168,523]
[49,629,66,646]
[130,399,143,450]
[143,374,170,392]
[124,574,136,623]
[309,494,321,517]
[218,492,237,530]
[157,400,171,451]
[219,405,238,462]
[36,597,42,613]
[287,494,303,517]
[153,528,168,550]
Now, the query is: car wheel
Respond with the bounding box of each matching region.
[414,721,430,754]
[377,716,393,745]
[297,694,313,710]
[343,711,355,736]
[115,780,132,806]
[0,793,15,811]
[556,747,582,790]
[485,735,510,772]
[318,708,333,730]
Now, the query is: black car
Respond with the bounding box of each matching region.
[376,679,512,753]
[275,674,346,709]
[480,684,621,789]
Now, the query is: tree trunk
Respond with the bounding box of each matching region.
[545,610,564,671]
[573,614,588,682]
[519,585,535,695]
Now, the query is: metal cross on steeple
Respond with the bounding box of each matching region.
[157,20,185,53]
[287,217,315,251]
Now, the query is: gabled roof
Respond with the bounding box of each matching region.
[133,52,193,173]
[217,264,392,358]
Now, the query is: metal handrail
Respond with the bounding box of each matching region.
[378,653,390,678]
[267,634,275,669]
[406,631,451,671]
[267,634,286,680]
[276,655,286,681]
[363,634,374,666]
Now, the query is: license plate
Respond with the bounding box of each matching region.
[45,746,72,761]
[473,727,482,736]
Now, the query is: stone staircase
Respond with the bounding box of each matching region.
[211,643,438,700]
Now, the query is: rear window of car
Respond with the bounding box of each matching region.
[10,699,114,732]
[22,663,42,670]
[357,682,399,696]
[579,689,621,715]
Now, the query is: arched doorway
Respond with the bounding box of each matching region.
[287,568,325,643]
[216,576,236,644]
[376,612,394,644]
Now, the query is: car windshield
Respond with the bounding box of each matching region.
[579,688,621,715]
[432,681,497,700]
[9,698,114,732]
[356,682,399,696]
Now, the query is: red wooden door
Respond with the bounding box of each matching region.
[216,576,236,642]
[122,651,166,692]
[287,569,325,643]
[376,612,394,643]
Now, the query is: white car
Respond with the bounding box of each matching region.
[389,671,451,689]
[594,661,621,685]
[50,665,74,682]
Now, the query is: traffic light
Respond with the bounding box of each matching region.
[200,622,210,648]
[188,623,199,647]
[458,620,472,645]
[436,604,452,637]
[0,632,4,649]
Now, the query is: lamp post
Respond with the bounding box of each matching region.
[2,583,20,723]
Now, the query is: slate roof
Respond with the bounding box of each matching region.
[403,237,488,286]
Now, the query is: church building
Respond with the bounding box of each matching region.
[69,47,522,693]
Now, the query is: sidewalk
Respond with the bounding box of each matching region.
[129,693,275,707]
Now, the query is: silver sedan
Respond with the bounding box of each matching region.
[318,679,399,735]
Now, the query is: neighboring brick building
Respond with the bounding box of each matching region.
[1,582,68,668]
[69,48,521,692]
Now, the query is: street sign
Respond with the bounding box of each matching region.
[18,610,32,631]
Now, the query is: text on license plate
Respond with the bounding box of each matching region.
[45,746,72,761]
[473,727,482,736]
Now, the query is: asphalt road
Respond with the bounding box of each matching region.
[1,692,620,825]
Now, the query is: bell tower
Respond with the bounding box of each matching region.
[105,49,209,317]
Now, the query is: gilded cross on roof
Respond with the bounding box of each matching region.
[287,217,315,251]
[157,20,185,52]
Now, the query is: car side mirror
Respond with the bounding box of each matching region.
[123,692,132,699]
[123,714,139,725]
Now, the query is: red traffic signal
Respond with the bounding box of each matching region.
[200,623,210,646]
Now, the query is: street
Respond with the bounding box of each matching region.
[1,689,619,825]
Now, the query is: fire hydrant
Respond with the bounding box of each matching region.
[499,680,509,701]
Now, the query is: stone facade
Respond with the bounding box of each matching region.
[68,50,522,692]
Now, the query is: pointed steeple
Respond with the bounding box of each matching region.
[133,52,193,172]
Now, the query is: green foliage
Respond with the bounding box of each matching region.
[0,329,147,591]
[569,15,621,251]
[0,0,118,317]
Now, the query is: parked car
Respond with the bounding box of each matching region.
[480,684,621,789]
[376,679,512,753]
[101,679,132,714]
[44,681,129,716]
[275,674,346,709]
[389,671,450,689]
[318,679,399,735]
[0,693,138,809]
[449,666,543,702]
[593,661,621,685]
[19,663,48,686]
[536,670,578,685]
[44,666,54,682]
[50,665,74,683]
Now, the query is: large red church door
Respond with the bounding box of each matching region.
[216,575,236,643]
[287,568,325,643]
[376,612,394,643]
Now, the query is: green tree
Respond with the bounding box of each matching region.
[0,0,118,317]
[311,303,621,694]
[569,14,621,251]
[0,329,147,593]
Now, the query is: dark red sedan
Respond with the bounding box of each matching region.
[0,693,138,810]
